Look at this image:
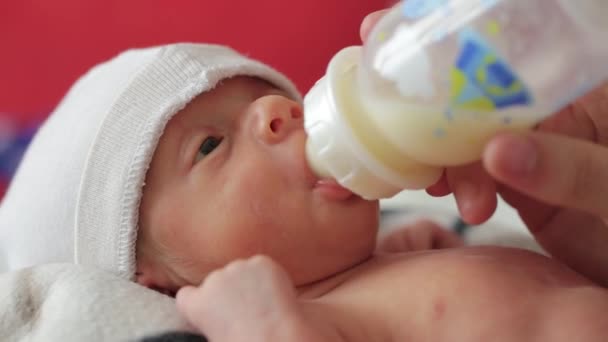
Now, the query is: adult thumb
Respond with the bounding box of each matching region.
[483,131,608,219]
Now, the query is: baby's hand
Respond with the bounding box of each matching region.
[176,255,310,342]
[377,219,463,253]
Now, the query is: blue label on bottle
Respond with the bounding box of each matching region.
[402,0,449,19]
[450,29,532,112]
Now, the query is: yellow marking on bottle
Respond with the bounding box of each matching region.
[486,20,501,36]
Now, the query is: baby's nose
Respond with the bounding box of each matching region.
[251,95,303,144]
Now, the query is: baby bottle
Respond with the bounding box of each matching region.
[304,0,608,199]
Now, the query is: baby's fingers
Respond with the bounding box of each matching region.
[483,132,608,219]
[176,286,210,332]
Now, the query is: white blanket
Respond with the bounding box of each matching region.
[0,263,191,341]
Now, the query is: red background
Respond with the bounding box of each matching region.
[0,0,387,196]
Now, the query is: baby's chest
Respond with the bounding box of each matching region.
[319,256,552,341]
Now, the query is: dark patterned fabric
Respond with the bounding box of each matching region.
[139,331,208,342]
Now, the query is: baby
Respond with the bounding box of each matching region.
[0,43,607,341]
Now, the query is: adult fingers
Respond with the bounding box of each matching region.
[446,162,497,225]
[496,183,556,233]
[426,170,451,197]
[484,132,608,219]
[360,9,390,43]
[533,209,608,287]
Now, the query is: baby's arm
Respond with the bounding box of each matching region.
[377,219,463,253]
[176,255,345,342]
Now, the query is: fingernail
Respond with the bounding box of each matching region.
[501,135,538,176]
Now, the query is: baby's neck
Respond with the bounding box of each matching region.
[296,255,375,299]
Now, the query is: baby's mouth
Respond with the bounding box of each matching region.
[296,130,354,200]
[313,179,354,201]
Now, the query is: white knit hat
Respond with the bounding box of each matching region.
[0,43,301,279]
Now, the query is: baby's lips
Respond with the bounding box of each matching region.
[314,179,354,201]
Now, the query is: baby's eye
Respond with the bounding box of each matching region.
[196,136,223,162]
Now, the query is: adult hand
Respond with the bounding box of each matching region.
[478,87,608,287]
[360,8,608,286]
[360,9,389,42]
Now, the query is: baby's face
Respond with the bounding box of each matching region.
[137,77,379,290]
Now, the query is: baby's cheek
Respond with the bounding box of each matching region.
[207,218,272,259]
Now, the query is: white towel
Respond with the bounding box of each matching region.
[0,264,191,341]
